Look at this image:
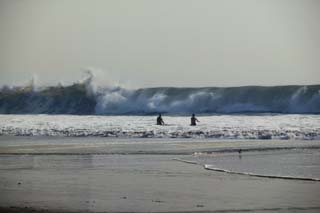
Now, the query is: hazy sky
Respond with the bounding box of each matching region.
[0,0,320,88]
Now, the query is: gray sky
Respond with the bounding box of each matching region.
[0,0,320,88]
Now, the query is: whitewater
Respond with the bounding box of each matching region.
[0,72,319,115]
[0,114,319,139]
[1,75,320,212]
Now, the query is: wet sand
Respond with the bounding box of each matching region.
[1,136,320,155]
[0,137,320,212]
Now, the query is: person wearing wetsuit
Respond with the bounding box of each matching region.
[190,114,199,126]
[157,114,165,125]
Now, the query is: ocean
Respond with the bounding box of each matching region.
[0,81,320,212]
[0,114,319,139]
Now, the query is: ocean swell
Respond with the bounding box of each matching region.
[0,77,319,114]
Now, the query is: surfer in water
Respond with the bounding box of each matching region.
[157,114,165,125]
[190,114,199,126]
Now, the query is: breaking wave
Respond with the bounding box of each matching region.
[0,74,319,114]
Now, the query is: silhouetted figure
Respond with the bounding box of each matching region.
[238,149,242,159]
[157,114,165,125]
[190,114,199,126]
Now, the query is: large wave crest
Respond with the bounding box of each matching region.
[0,73,319,114]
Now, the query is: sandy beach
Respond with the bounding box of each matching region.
[1,136,320,212]
[1,0,320,211]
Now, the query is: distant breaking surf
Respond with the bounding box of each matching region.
[0,74,319,115]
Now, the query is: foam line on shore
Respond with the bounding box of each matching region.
[173,158,320,182]
[204,164,320,182]
[172,158,199,164]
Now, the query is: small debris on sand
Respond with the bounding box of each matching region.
[152,200,164,203]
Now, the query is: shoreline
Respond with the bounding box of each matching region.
[2,206,320,213]
[1,137,320,212]
[1,155,320,212]
[1,136,320,155]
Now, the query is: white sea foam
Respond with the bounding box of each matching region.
[1,71,320,114]
[204,164,320,181]
[0,114,319,139]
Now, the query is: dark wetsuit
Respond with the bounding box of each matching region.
[191,116,199,126]
[157,116,164,125]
